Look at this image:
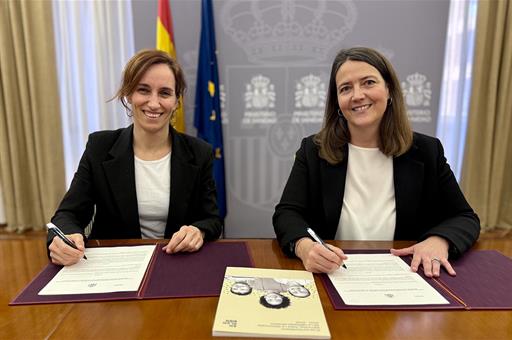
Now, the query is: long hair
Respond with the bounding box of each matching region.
[113,49,187,111]
[314,47,412,164]
[259,293,290,309]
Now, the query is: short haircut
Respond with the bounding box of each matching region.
[230,282,252,296]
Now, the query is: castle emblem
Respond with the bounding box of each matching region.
[295,74,326,109]
[244,75,276,109]
[402,72,432,107]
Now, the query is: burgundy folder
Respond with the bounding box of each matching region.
[10,241,253,305]
[320,249,512,310]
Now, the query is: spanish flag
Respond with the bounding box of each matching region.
[156,0,185,132]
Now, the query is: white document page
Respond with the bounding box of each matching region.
[327,253,449,305]
[39,245,156,295]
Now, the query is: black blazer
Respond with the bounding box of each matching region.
[49,125,222,245]
[273,132,480,258]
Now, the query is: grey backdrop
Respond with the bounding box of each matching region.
[132,0,449,238]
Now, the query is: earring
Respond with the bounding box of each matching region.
[125,106,133,118]
[337,109,348,120]
[124,97,133,117]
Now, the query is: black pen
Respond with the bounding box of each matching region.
[47,223,87,260]
[307,227,347,269]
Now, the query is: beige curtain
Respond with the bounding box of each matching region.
[462,0,512,232]
[0,1,65,232]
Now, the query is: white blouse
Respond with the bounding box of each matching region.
[135,152,171,239]
[335,143,396,240]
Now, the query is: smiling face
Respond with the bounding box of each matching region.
[264,292,283,306]
[336,60,389,139]
[230,282,252,295]
[128,63,178,135]
[288,285,310,298]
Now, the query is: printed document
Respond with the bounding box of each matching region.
[328,254,449,305]
[39,245,156,295]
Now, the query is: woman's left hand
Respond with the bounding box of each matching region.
[390,236,456,278]
[162,225,204,254]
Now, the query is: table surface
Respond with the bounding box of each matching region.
[1,237,511,340]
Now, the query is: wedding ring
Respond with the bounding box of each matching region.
[431,258,441,264]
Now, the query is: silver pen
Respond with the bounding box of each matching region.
[307,227,347,269]
[47,222,87,260]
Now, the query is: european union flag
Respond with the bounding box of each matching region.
[194,0,227,219]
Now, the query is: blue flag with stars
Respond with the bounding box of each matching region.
[194,0,226,219]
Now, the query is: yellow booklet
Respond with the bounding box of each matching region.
[212,267,330,339]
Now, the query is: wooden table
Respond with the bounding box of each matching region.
[1,238,511,339]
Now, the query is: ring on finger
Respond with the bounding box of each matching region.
[431,258,441,264]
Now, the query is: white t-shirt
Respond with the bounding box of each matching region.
[134,152,171,239]
[335,143,396,240]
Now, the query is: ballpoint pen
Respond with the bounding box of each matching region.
[306,227,347,269]
[46,222,87,260]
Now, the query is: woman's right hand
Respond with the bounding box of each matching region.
[295,237,347,273]
[48,233,85,266]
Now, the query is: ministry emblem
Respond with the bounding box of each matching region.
[295,74,326,109]
[244,75,276,109]
[402,73,432,107]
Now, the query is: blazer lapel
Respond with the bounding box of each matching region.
[393,146,424,239]
[166,129,198,235]
[102,126,140,230]
[320,149,348,237]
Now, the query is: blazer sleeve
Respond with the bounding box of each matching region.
[189,144,223,240]
[273,138,312,257]
[48,137,96,247]
[419,138,480,257]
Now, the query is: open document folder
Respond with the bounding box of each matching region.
[10,242,253,305]
[39,245,156,295]
[326,253,449,306]
[321,250,512,310]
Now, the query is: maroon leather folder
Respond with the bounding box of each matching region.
[320,249,512,310]
[10,241,254,305]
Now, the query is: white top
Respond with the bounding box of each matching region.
[335,143,396,240]
[134,152,171,239]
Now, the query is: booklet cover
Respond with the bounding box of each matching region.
[212,267,330,339]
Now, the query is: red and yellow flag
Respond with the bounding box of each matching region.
[157,0,185,132]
